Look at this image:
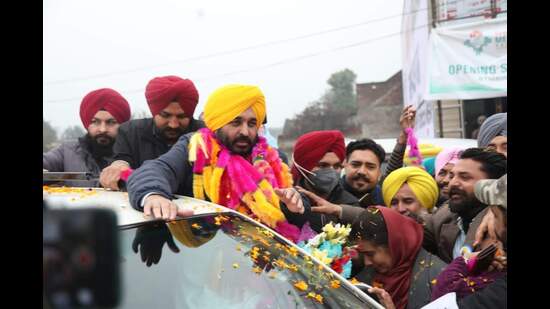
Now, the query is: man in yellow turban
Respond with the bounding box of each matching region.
[381,166,439,217]
[127,84,304,242]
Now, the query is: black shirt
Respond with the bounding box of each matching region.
[113,118,204,169]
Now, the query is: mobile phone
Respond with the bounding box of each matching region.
[468,243,497,275]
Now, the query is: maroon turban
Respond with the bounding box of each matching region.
[79,88,131,128]
[145,76,199,117]
[291,130,346,182]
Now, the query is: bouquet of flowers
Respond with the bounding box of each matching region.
[297,222,354,278]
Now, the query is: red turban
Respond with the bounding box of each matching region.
[145,76,199,117]
[79,88,131,128]
[291,130,346,182]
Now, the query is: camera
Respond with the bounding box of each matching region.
[43,205,120,308]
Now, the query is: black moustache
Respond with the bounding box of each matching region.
[233,137,252,144]
[352,175,369,182]
[449,188,465,196]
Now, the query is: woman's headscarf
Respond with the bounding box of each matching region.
[354,206,423,309]
[382,167,439,211]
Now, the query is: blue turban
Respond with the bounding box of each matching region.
[478,113,507,148]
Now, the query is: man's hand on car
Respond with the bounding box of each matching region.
[144,194,193,220]
[100,161,130,190]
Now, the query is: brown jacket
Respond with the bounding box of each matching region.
[422,203,489,264]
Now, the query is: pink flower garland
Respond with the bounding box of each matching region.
[405,127,423,166]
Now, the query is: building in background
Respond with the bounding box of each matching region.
[356,71,403,139]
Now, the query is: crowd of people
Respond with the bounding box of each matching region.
[43,75,508,308]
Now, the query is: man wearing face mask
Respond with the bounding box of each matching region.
[283,130,359,232]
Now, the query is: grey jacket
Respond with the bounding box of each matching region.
[127,133,195,210]
[43,138,109,187]
[407,248,447,309]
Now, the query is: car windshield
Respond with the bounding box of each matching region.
[118,212,379,308]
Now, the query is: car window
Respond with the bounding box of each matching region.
[118,213,380,308]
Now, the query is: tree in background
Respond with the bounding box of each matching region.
[325,68,357,114]
[43,119,58,152]
[280,68,359,139]
[61,125,86,142]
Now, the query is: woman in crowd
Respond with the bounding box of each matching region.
[351,206,447,309]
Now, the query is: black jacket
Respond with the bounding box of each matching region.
[113,118,204,169]
[127,133,196,209]
[340,176,384,208]
[282,180,360,233]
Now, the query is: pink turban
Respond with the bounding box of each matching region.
[435,147,464,177]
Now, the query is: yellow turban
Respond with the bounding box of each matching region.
[203,84,266,131]
[168,220,217,248]
[382,166,439,210]
[403,144,443,165]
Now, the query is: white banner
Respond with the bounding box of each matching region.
[402,0,434,137]
[414,101,435,138]
[426,18,507,100]
[437,0,507,22]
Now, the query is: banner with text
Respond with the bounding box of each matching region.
[426,18,507,100]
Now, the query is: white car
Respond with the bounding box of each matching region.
[43,187,384,309]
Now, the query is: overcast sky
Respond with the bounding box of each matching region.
[43,0,405,133]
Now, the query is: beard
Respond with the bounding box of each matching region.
[448,187,484,217]
[160,126,185,143]
[349,173,374,193]
[216,130,257,156]
[86,134,114,158]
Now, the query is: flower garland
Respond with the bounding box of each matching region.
[297,222,353,278]
[405,127,423,166]
[188,128,299,242]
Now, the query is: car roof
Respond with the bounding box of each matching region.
[43,187,232,227]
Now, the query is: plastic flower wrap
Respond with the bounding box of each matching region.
[298,223,353,278]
